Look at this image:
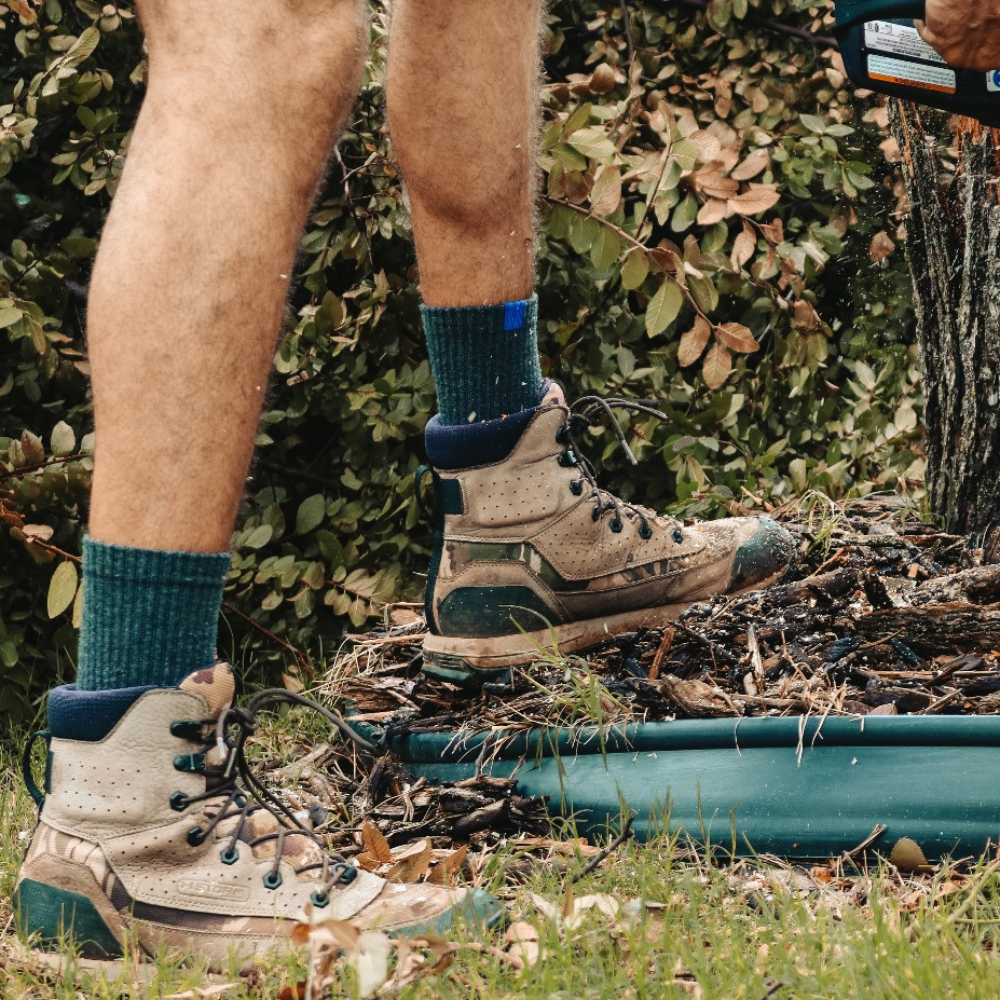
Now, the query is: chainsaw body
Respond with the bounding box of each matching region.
[835,0,1000,126]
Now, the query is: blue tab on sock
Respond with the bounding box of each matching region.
[503,299,528,331]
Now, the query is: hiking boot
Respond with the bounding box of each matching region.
[14,663,502,973]
[420,383,794,684]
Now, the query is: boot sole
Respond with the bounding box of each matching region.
[421,571,787,686]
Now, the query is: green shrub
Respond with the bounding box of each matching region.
[0,0,920,717]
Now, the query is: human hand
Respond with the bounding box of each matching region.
[915,1,1000,72]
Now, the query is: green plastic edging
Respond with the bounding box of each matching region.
[359,716,1000,861]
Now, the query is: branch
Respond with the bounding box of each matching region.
[221,599,313,674]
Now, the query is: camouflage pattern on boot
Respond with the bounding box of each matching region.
[422,384,794,682]
[15,664,502,972]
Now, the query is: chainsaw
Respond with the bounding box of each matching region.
[835,0,1000,125]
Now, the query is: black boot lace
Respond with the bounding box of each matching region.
[556,394,685,543]
[169,689,378,906]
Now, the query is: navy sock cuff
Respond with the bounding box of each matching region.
[425,380,552,469]
[47,682,157,741]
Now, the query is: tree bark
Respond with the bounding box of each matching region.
[890,103,1000,536]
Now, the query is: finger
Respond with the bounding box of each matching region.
[913,18,932,42]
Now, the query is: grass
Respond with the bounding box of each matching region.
[4,725,1000,999]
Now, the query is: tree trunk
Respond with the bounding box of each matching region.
[889,103,1000,536]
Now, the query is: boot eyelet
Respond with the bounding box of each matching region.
[263,871,283,890]
[311,890,330,908]
[220,846,239,865]
[335,864,358,885]
[174,752,206,773]
[170,791,189,812]
[170,720,203,740]
[609,518,623,534]
[672,528,684,544]
[570,481,583,496]
[556,427,567,444]
[591,507,601,522]
[186,826,205,847]
[639,525,653,540]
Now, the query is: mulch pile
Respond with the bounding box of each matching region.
[255,496,1000,872]
[335,496,1000,733]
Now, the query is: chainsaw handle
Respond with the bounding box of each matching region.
[834,0,926,30]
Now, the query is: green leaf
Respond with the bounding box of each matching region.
[245,525,273,549]
[800,114,827,135]
[47,560,78,619]
[50,420,75,457]
[295,494,326,535]
[72,581,83,629]
[566,126,616,160]
[621,251,650,291]
[645,281,684,338]
[0,307,23,329]
[62,26,100,69]
[60,236,97,258]
[568,215,600,254]
[590,227,622,271]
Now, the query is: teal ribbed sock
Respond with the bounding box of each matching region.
[422,295,543,425]
[77,536,230,691]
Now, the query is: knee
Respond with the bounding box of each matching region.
[139,0,367,94]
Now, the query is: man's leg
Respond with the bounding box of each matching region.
[16,1,500,968]
[80,0,366,690]
[388,0,794,682]
[386,0,544,425]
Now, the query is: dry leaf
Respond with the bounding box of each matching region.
[590,165,623,217]
[890,837,932,872]
[731,223,756,269]
[678,316,711,367]
[588,63,617,94]
[504,921,541,969]
[386,838,432,883]
[715,322,759,354]
[427,843,468,885]
[702,343,733,390]
[697,198,730,226]
[658,674,739,717]
[870,230,896,263]
[688,130,722,163]
[758,217,784,243]
[361,819,394,865]
[728,183,781,217]
[164,987,239,999]
[730,148,770,182]
[563,893,621,930]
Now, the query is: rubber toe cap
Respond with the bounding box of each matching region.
[394,888,505,938]
[730,517,794,591]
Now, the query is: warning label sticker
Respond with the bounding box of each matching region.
[864,21,947,65]
[868,54,957,94]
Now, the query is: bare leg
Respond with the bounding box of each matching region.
[87,0,367,553]
[385,0,542,307]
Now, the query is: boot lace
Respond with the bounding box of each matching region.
[556,394,685,543]
[168,689,378,906]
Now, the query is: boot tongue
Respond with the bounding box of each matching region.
[179,662,235,718]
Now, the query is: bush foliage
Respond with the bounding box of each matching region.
[0,0,921,716]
